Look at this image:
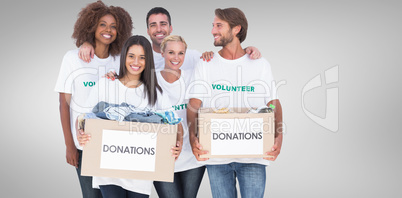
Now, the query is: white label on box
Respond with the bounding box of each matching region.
[210,118,264,155]
[100,130,157,172]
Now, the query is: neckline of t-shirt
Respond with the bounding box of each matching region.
[116,78,144,89]
[93,54,114,63]
[157,70,184,86]
[215,51,249,63]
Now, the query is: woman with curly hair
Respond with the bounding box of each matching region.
[54,1,132,197]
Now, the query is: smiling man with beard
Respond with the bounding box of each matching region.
[187,8,283,198]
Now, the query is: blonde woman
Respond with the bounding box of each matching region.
[153,35,204,198]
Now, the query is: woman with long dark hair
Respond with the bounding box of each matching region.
[78,35,182,198]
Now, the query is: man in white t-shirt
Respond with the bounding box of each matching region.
[146,7,262,72]
[80,7,261,72]
[145,7,201,72]
[186,8,283,198]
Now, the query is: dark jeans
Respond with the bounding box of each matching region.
[99,185,149,198]
[76,149,102,198]
[153,166,206,198]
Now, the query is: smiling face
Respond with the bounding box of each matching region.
[162,41,186,71]
[211,16,234,47]
[125,45,146,80]
[147,13,173,49]
[95,14,117,46]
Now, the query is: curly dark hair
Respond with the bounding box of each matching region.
[72,1,133,57]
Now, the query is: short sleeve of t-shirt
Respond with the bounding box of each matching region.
[261,58,278,103]
[185,59,209,103]
[54,50,76,94]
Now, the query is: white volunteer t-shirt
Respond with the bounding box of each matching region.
[156,70,203,173]
[186,52,277,166]
[153,49,201,72]
[54,49,120,150]
[86,78,171,195]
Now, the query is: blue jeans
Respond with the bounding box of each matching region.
[206,163,266,198]
[153,166,206,198]
[99,185,149,198]
[76,149,102,198]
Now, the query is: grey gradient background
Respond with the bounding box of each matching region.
[1,0,401,197]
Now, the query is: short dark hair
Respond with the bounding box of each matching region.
[146,7,172,28]
[215,8,248,43]
[118,35,162,106]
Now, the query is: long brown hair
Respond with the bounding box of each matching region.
[118,35,162,106]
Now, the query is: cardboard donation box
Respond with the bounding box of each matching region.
[81,119,177,182]
[198,108,275,158]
